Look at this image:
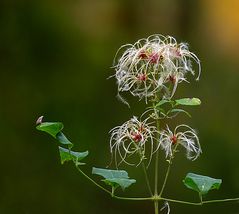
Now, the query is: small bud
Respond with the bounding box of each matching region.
[36,116,44,125]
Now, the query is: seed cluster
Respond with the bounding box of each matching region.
[114,34,200,101]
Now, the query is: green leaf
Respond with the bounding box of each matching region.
[92,167,128,179]
[36,122,63,138]
[183,173,222,195]
[156,99,172,107]
[169,109,191,117]
[59,147,89,165]
[36,119,88,165]
[92,167,136,190]
[36,121,73,147]
[175,98,201,106]
[56,132,73,147]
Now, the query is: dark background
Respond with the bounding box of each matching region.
[1,0,239,213]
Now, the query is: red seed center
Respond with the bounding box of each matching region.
[149,53,159,64]
[137,74,147,81]
[131,132,142,143]
[138,51,148,59]
[169,75,176,84]
[170,135,177,145]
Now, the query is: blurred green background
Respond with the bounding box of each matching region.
[1,0,239,213]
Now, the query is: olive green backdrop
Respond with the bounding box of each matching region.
[1,0,239,213]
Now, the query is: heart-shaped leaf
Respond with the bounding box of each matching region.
[183,173,222,195]
[36,122,63,138]
[59,147,89,165]
[92,167,136,190]
[175,98,201,106]
[36,121,73,147]
[56,132,73,147]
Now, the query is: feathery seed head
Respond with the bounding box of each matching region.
[113,34,201,102]
[160,124,202,160]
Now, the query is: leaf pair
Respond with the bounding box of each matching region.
[36,118,136,191]
[156,98,201,108]
[156,97,201,118]
[36,120,88,165]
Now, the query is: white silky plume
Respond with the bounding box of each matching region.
[109,114,159,167]
[159,124,202,160]
[113,34,201,102]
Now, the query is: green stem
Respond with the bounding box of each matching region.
[161,197,202,206]
[111,187,115,197]
[154,107,160,196]
[154,150,159,196]
[76,166,111,195]
[154,201,159,214]
[199,193,203,204]
[159,145,178,197]
[161,197,239,205]
[141,160,153,196]
[159,157,172,197]
[134,142,153,196]
[72,169,239,206]
[113,196,152,201]
[154,103,160,214]
[76,166,152,201]
[202,198,239,204]
[154,149,159,214]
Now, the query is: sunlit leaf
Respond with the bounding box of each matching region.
[92,167,136,190]
[175,98,201,106]
[59,147,89,165]
[36,122,63,138]
[183,173,222,195]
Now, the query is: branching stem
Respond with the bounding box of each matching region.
[76,166,151,201]
[75,166,239,205]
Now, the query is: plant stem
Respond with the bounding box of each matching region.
[199,193,203,204]
[76,166,111,195]
[202,198,239,204]
[159,145,178,197]
[73,170,239,206]
[154,150,159,196]
[159,157,172,197]
[76,166,152,201]
[154,149,159,214]
[135,142,153,196]
[111,187,115,197]
[153,103,160,214]
[114,195,152,201]
[154,201,159,214]
[141,160,153,196]
[161,197,239,205]
[154,107,161,195]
